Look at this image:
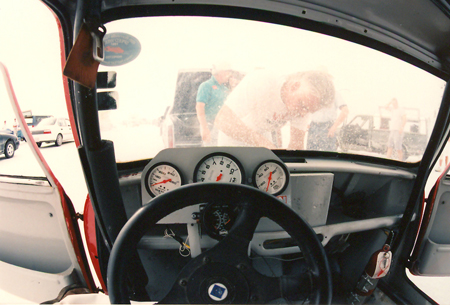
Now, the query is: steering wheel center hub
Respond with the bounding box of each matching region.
[208,283,228,301]
[186,262,249,303]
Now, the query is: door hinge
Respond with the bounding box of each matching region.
[75,212,84,221]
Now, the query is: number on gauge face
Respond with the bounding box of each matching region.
[253,160,289,195]
[194,153,244,184]
[145,163,183,197]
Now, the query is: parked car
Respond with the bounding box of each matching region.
[2,1,450,305]
[0,131,19,159]
[0,128,14,135]
[159,69,211,148]
[17,111,54,141]
[30,117,74,147]
[25,115,53,127]
[338,108,429,160]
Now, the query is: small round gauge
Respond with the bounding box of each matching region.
[253,160,289,195]
[194,153,244,184]
[145,163,183,197]
[202,202,238,240]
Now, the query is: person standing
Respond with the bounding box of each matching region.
[307,92,349,151]
[13,118,18,136]
[195,62,232,146]
[214,68,335,149]
[385,98,407,160]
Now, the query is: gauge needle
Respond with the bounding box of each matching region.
[266,171,273,192]
[216,173,223,181]
[151,179,172,186]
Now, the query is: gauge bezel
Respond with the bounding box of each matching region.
[193,152,245,183]
[201,201,238,240]
[252,159,289,196]
[145,162,184,197]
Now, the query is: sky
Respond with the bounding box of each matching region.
[0,0,67,127]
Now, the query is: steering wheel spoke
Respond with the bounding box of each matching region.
[229,202,261,240]
[280,274,313,302]
[206,202,261,257]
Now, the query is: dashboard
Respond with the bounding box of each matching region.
[141,147,292,201]
[114,147,417,301]
[118,147,414,258]
[141,147,332,223]
[138,147,331,257]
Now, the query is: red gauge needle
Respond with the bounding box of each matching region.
[266,171,273,192]
[151,179,172,186]
[216,173,223,181]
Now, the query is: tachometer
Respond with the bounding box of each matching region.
[194,153,244,184]
[145,162,183,197]
[253,160,289,195]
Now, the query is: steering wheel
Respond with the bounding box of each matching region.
[107,183,332,304]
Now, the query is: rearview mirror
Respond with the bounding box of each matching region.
[96,71,116,89]
[97,91,118,111]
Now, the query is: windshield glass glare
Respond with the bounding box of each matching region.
[37,117,56,126]
[98,17,445,163]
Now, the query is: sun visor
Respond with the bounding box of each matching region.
[64,21,105,89]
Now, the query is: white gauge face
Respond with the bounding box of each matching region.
[147,163,183,197]
[254,161,288,195]
[195,154,243,184]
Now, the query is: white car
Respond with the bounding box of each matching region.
[31,117,74,147]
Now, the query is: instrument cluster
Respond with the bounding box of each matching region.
[142,149,290,199]
[140,147,291,240]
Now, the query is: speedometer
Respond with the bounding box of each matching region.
[253,160,289,195]
[194,153,244,184]
[145,162,183,197]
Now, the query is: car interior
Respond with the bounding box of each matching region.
[108,145,416,303]
[1,0,450,304]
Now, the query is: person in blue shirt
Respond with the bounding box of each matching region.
[196,62,232,145]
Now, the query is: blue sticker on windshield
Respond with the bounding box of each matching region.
[101,33,141,66]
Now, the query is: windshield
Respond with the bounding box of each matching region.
[97,16,445,163]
